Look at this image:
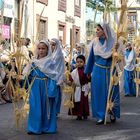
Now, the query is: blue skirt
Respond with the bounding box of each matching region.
[124,69,136,96]
[91,64,120,120]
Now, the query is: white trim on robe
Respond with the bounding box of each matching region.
[71,68,89,102]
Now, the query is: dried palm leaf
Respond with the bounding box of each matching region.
[104,0,128,124]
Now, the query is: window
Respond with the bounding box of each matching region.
[39,20,46,40]
[73,25,80,45]
[36,0,48,5]
[75,29,80,43]
[4,17,12,26]
[136,0,140,4]
[127,12,137,42]
[128,12,137,22]
[74,0,81,17]
[58,21,66,45]
[58,0,66,12]
[36,15,48,40]
[75,0,80,6]
[14,18,19,39]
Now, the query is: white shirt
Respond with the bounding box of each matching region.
[124,49,136,71]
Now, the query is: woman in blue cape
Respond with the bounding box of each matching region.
[85,23,120,125]
[124,42,136,96]
[50,38,65,115]
[23,40,59,134]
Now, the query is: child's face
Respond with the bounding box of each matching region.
[76,58,85,68]
[37,43,48,59]
[76,46,81,53]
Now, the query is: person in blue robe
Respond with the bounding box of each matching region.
[23,40,59,134]
[50,38,65,115]
[84,23,120,125]
[124,42,136,96]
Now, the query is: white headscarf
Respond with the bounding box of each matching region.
[23,40,58,81]
[51,38,65,84]
[92,23,115,58]
[124,43,136,71]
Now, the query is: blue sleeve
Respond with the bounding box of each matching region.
[84,46,94,74]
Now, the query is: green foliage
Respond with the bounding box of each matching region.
[86,0,117,12]
[86,0,96,10]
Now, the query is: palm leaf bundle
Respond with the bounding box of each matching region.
[0,0,33,128]
[104,0,128,125]
[63,32,75,110]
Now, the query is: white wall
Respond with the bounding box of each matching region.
[80,1,86,43]
[19,0,86,46]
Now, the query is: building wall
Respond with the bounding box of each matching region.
[19,0,86,47]
[115,0,140,41]
[80,1,86,42]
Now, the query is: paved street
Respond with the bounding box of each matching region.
[1,94,140,140]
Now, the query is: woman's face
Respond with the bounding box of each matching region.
[37,43,48,59]
[96,26,105,38]
[50,41,56,52]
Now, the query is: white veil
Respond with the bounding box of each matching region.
[23,40,58,81]
[93,23,115,58]
[51,38,65,84]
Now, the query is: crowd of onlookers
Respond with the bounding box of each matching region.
[0,38,31,105]
[0,62,12,104]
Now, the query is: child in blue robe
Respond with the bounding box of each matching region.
[124,42,136,96]
[23,40,59,134]
[50,38,65,115]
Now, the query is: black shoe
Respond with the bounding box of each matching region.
[109,111,116,123]
[125,94,130,97]
[44,131,56,134]
[132,94,136,97]
[96,119,104,125]
[5,99,12,103]
[76,116,82,120]
[27,132,41,135]
[110,115,116,123]
[27,132,33,135]
[83,116,88,120]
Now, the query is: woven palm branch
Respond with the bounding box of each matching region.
[104,0,128,125]
[63,26,75,110]
[5,1,35,128]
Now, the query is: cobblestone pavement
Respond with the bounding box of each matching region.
[1,94,140,140]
